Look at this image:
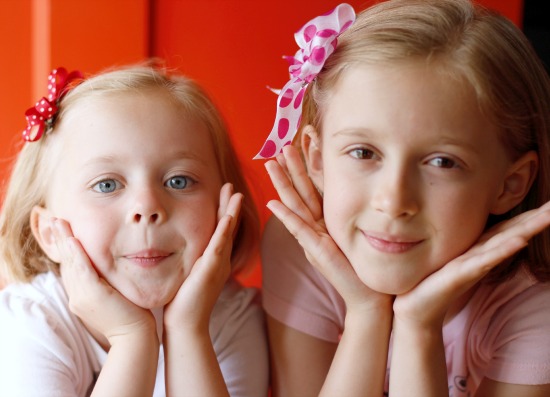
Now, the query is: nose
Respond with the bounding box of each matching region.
[370,163,419,219]
[128,187,167,224]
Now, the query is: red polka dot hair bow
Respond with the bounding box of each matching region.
[23,67,83,142]
[254,3,355,159]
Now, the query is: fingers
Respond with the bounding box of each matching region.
[459,202,550,285]
[267,199,382,308]
[204,215,234,263]
[266,200,322,251]
[199,191,243,276]
[224,190,243,222]
[213,190,243,259]
[267,199,340,281]
[481,201,550,246]
[218,182,243,218]
[405,201,550,316]
[50,218,96,280]
[265,156,321,224]
[453,239,526,292]
[164,210,237,329]
[49,218,111,319]
[282,146,323,220]
[217,183,233,221]
[51,217,75,262]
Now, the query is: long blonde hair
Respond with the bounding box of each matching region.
[0,64,259,283]
[299,0,550,282]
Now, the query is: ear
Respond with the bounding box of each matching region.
[30,206,61,263]
[301,125,324,192]
[491,151,538,215]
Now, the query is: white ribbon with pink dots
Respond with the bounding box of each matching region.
[255,3,356,159]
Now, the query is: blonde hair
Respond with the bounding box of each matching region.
[299,0,550,282]
[0,64,259,283]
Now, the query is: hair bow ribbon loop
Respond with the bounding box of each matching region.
[23,98,58,142]
[255,3,355,159]
[22,67,83,142]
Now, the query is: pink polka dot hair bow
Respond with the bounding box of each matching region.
[254,3,356,159]
[23,67,83,142]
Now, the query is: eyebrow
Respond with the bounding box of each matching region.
[330,128,482,153]
[80,150,208,168]
[330,128,374,138]
[427,135,481,153]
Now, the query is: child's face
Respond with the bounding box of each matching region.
[44,90,222,309]
[310,62,515,295]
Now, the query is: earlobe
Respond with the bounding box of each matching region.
[301,125,324,192]
[30,206,61,263]
[491,151,538,215]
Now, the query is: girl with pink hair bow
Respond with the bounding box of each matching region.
[257,1,550,396]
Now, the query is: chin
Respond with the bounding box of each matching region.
[127,287,179,310]
[134,297,172,310]
[356,271,420,296]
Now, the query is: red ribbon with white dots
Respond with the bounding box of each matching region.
[22,67,83,142]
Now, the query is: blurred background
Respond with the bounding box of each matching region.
[0,0,546,288]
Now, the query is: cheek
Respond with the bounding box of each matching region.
[61,209,117,271]
[322,185,362,249]
[179,200,219,260]
[429,196,489,261]
[322,169,363,222]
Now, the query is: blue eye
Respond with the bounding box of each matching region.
[165,176,192,190]
[92,179,121,193]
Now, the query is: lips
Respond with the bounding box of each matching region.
[363,233,422,254]
[124,249,172,267]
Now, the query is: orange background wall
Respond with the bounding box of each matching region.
[0,0,523,287]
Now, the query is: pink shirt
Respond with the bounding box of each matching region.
[261,217,550,395]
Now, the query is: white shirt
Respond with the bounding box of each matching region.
[0,271,268,397]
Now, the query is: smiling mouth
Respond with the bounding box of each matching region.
[124,251,172,267]
[364,235,421,254]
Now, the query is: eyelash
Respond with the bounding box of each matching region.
[90,175,195,194]
[164,175,195,190]
[91,179,122,193]
[428,156,460,169]
[348,147,378,160]
[347,148,463,171]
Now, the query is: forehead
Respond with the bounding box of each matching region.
[321,61,497,144]
[58,90,213,154]
[41,91,222,189]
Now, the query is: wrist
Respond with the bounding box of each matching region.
[345,298,394,334]
[163,318,210,340]
[345,295,393,323]
[106,317,159,348]
[392,315,443,347]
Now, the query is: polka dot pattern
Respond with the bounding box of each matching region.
[254,3,356,159]
[22,67,83,142]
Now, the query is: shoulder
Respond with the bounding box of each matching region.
[260,215,336,292]
[0,272,91,350]
[210,278,269,397]
[470,266,550,327]
[485,271,550,346]
[260,215,303,269]
[210,277,263,342]
[0,272,68,329]
[260,216,345,342]
[459,267,550,385]
[0,272,99,394]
